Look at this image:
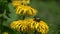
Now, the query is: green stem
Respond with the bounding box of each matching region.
[0,16,4,34]
[21,31,27,34]
[21,31,23,34]
[21,15,24,34]
[23,16,25,20]
[34,30,37,34]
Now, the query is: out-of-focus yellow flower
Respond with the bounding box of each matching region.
[2,32,8,34]
[16,6,37,16]
[10,20,28,32]
[35,21,49,34]
[21,0,30,5]
[12,0,30,7]
[12,1,22,7]
[12,0,37,16]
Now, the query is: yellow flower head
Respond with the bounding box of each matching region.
[20,0,30,5]
[12,0,30,6]
[10,20,28,32]
[2,32,8,34]
[16,6,37,16]
[12,1,22,7]
[24,18,38,31]
[35,21,49,34]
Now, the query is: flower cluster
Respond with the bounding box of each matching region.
[10,0,49,34]
[10,18,49,34]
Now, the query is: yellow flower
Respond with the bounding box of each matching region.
[35,21,49,34]
[24,18,38,31]
[16,6,37,16]
[12,1,22,7]
[12,0,30,7]
[10,20,28,32]
[10,18,49,34]
[2,32,8,34]
[21,0,30,5]
[12,0,37,16]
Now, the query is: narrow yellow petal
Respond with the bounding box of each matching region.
[23,9,27,15]
[28,9,33,15]
[31,8,37,15]
[16,7,21,14]
[19,8,23,14]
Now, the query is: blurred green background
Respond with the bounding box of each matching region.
[0,0,60,34]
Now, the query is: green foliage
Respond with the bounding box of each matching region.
[0,0,60,34]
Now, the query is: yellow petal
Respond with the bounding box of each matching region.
[19,8,23,14]
[23,9,27,15]
[36,21,49,34]
[16,7,21,14]
[31,8,37,15]
[28,9,33,15]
